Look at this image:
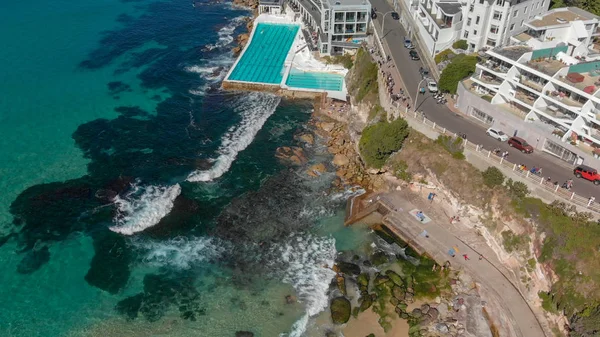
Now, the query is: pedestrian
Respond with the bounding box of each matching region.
[588,196,595,207]
[463,254,469,260]
[428,192,436,202]
[479,254,483,261]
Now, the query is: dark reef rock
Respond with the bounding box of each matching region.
[114,106,148,118]
[85,230,132,294]
[17,246,50,274]
[107,81,132,95]
[336,261,361,276]
[116,273,204,322]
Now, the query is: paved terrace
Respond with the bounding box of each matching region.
[345,191,548,337]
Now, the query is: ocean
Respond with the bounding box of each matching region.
[0,0,379,336]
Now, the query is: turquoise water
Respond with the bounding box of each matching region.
[228,23,299,84]
[286,69,345,91]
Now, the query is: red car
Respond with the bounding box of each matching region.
[508,137,533,153]
[574,165,600,185]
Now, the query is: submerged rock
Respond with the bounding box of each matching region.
[17,246,50,274]
[392,286,405,300]
[385,270,404,287]
[359,295,373,312]
[235,331,254,337]
[85,230,131,294]
[371,251,389,266]
[275,146,307,166]
[330,297,351,324]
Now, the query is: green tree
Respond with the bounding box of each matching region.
[482,167,504,187]
[452,40,468,50]
[435,49,455,64]
[359,118,410,168]
[570,305,600,337]
[438,54,478,94]
[505,178,529,200]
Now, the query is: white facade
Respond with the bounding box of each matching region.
[460,0,548,52]
[467,7,600,164]
[414,0,464,55]
[287,0,371,55]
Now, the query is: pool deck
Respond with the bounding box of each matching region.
[223,13,348,101]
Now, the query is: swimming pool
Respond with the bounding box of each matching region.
[285,68,345,91]
[228,23,299,84]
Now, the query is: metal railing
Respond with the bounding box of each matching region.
[383,95,600,214]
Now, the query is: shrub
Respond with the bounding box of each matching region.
[368,104,385,121]
[501,230,529,253]
[538,291,558,314]
[435,135,465,159]
[435,49,455,64]
[392,160,412,181]
[359,118,410,168]
[505,178,529,200]
[482,95,493,102]
[482,167,504,187]
[348,48,379,103]
[452,39,468,50]
[438,54,478,94]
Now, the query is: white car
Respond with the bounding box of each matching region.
[427,80,438,93]
[486,127,509,141]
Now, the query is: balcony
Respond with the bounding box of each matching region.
[499,102,529,119]
[478,61,510,74]
[521,77,545,92]
[479,73,503,85]
[526,59,565,77]
[539,104,577,121]
[514,90,538,107]
[558,72,600,93]
[546,91,585,108]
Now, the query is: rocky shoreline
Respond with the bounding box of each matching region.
[230,0,257,56]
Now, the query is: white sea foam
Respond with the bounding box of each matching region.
[274,234,337,337]
[203,15,247,51]
[109,181,181,235]
[185,65,220,75]
[187,93,281,182]
[137,236,227,269]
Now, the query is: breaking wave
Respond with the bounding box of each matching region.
[203,15,247,51]
[274,234,337,337]
[187,92,281,182]
[109,181,181,235]
[137,236,228,269]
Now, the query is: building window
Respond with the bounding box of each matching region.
[467,18,472,26]
[524,6,528,12]
[521,19,524,26]
[469,4,474,12]
[479,0,484,3]
[493,11,502,20]
[464,31,469,38]
[476,16,480,24]
[473,30,478,35]
[471,107,495,125]
[513,10,518,17]
[496,0,502,5]
[490,25,499,34]
[486,38,496,46]
[322,44,328,54]
[510,23,515,30]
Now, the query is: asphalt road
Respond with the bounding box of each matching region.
[370,0,599,201]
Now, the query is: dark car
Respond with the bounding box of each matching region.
[403,38,414,49]
[371,9,377,19]
[391,12,399,20]
[409,50,420,60]
[574,165,600,185]
[508,136,533,153]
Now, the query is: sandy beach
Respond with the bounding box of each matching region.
[342,308,410,337]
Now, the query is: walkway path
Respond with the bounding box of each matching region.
[366,191,549,337]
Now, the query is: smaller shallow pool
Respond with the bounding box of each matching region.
[285,69,344,91]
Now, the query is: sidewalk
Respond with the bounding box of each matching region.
[379,191,549,337]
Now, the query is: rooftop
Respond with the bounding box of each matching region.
[558,70,600,93]
[526,58,565,76]
[437,2,462,16]
[493,46,532,61]
[513,32,532,42]
[528,7,599,28]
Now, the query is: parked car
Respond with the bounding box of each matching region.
[419,67,429,78]
[371,9,377,19]
[391,12,399,20]
[486,127,508,141]
[427,80,438,93]
[409,50,420,60]
[403,38,414,49]
[508,136,533,153]
[574,165,600,185]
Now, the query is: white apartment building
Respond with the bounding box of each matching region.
[458,7,600,165]
[460,0,548,52]
[414,0,464,55]
[286,0,371,55]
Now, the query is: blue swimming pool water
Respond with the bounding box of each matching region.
[285,68,345,91]
[228,23,299,84]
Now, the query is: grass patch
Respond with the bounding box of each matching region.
[348,48,378,103]
[323,54,354,69]
[500,230,529,254]
[368,104,385,121]
[482,95,493,102]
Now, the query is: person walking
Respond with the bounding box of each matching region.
[588,196,595,207]
[479,254,483,261]
[462,254,469,261]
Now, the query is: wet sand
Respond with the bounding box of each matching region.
[342,308,410,337]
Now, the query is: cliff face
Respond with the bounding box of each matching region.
[232,0,258,9]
